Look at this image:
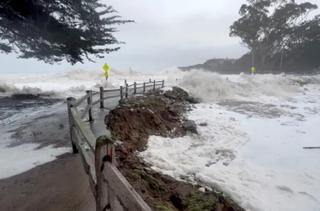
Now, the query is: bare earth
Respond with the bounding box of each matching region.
[0,154,95,211]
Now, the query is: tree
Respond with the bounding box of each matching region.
[230,0,320,72]
[0,0,132,64]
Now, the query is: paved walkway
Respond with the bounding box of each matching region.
[85,95,120,138]
[81,85,159,139]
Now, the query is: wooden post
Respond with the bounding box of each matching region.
[134,82,137,95]
[67,97,78,154]
[143,82,146,93]
[149,78,152,83]
[95,140,103,211]
[86,90,93,122]
[95,136,115,211]
[99,87,104,109]
[124,79,127,86]
[153,80,156,91]
[162,80,165,88]
[125,83,128,98]
[120,86,123,100]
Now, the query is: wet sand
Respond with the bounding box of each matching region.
[0,154,95,211]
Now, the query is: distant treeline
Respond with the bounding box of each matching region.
[181,0,320,74]
[180,51,320,74]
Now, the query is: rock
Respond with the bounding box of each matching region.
[198,187,206,193]
[185,96,200,104]
[182,120,198,134]
[169,193,183,209]
[199,122,208,127]
[164,86,189,101]
[229,117,236,121]
[11,93,40,100]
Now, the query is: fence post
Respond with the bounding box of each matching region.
[86,90,93,122]
[120,86,123,100]
[99,87,104,109]
[134,82,137,95]
[95,139,103,211]
[67,97,78,154]
[143,82,146,93]
[124,79,127,86]
[153,80,156,91]
[162,80,165,88]
[95,136,115,211]
[125,83,128,98]
[149,78,152,83]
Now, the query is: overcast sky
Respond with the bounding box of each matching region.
[0,0,318,73]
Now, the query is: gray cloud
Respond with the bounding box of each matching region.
[0,0,318,73]
[105,0,248,71]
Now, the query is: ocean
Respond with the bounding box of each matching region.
[1,68,320,211]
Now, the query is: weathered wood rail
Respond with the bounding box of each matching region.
[67,79,164,211]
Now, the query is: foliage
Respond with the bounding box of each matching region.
[230,0,320,72]
[0,0,132,64]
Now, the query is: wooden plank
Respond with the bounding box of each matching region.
[102,163,152,211]
[92,91,100,97]
[72,127,96,184]
[103,88,121,93]
[95,137,104,211]
[113,197,125,211]
[92,99,102,106]
[103,95,121,100]
[303,147,320,149]
[100,87,104,109]
[80,104,91,119]
[67,97,78,154]
[74,93,89,107]
[87,90,93,121]
[120,86,123,100]
[71,108,96,150]
[95,136,115,211]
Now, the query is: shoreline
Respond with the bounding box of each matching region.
[106,88,244,211]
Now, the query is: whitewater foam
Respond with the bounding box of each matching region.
[0,68,169,98]
[179,70,320,103]
[140,70,320,211]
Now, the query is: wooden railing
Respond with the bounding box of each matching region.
[67,79,164,211]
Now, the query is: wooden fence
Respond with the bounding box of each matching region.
[67,79,164,211]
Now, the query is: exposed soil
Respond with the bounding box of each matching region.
[105,87,244,211]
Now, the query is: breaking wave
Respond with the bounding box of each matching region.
[0,83,17,93]
[179,70,320,103]
[0,69,121,98]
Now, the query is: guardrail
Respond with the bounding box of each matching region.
[67,79,164,211]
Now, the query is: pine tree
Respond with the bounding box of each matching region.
[0,0,132,64]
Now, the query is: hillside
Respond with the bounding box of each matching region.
[179,53,320,74]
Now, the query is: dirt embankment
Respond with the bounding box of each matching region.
[105,87,244,211]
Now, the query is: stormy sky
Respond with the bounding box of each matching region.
[0,0,318,73]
